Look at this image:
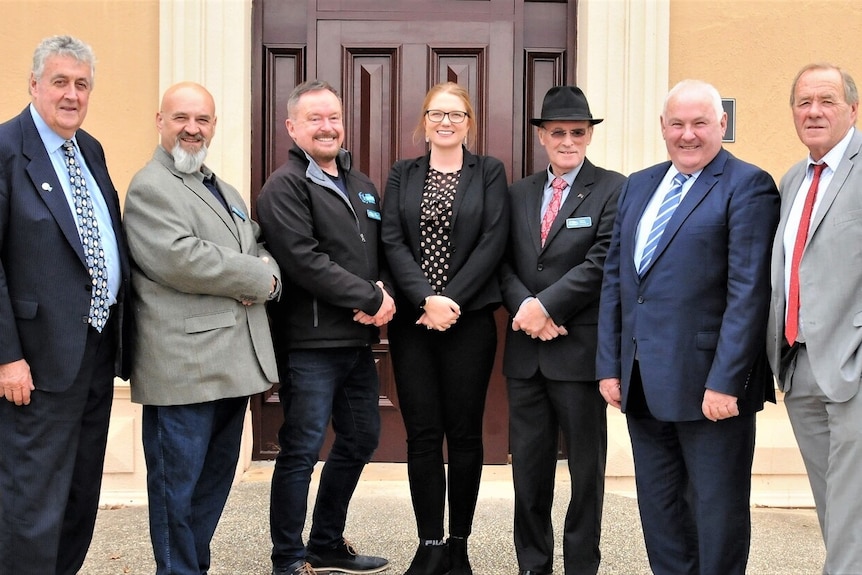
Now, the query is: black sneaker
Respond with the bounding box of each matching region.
[306,538,389,574]
[272,559,318,575]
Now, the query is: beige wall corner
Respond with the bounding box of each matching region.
[0,0,160,205]
[669,0,862,183]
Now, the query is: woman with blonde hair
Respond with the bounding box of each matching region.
[382,82,509,575]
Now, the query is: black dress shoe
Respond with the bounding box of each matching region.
[306,538,388,574]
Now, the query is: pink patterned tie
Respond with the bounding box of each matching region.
[541,177,567,247]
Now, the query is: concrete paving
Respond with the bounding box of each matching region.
[81,462,825,575]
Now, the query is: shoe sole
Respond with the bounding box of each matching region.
[310,565,389,575]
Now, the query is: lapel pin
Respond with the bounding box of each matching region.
[577,193,584,199]
[41,182,52,192]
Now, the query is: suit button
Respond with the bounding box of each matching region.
[637,296,644,303]
[537,264,544,271]
[81,316,89,324]
[85,284,91,291]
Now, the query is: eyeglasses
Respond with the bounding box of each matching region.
[425,110,468,124]
[543,128,589,140]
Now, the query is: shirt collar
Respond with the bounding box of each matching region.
[545,161,584,188]
[29,103,72,153]
[809,126,855,170]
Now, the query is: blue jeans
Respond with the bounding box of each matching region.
[270,347,381,567]
[142,396,248,575]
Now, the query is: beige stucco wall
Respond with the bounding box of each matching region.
[669,0,862,182]
[0,0,160,202]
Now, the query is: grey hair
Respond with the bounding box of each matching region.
[31,35,96,88]
[286,79,342,118]
[662,79,724,122]
[789,63,859,106]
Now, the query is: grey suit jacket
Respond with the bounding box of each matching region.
[767,129,862,402]
[124,146,280,405]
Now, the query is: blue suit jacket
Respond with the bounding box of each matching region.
[0,107,130,391]
[596,148,778,421]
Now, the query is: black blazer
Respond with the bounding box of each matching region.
[0,107,130,391]
[500,158,625,381]
[382,148,509,317]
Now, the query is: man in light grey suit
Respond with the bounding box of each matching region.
[124,82,281,575]
[767,63,862,575]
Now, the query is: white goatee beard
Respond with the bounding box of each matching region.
[171,140,208,174]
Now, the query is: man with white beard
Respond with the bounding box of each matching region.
[123,82,282,575]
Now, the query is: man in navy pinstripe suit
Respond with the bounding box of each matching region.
[0,35,129,575]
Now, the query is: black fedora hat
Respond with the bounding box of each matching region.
[530,86,603,126]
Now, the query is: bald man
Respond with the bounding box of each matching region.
[124,82,281,575]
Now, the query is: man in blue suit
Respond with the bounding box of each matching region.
[596,80,779,575]
[0,36,129,575]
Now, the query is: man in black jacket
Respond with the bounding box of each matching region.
[257,80,394,575]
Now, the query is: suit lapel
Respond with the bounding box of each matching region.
[809,131,862,238]
[449,149,476,231]
[20,113,87,268]
[641,152,726,276]
[542,159,595,250]
[155,149,241,246]
[522,172,545,253]
[404,155,430,260]
[77,137,126,257]
[627,163,668,278]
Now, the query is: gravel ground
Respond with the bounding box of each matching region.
[81,463,825,575]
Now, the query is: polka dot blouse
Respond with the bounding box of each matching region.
[419,167,460,294]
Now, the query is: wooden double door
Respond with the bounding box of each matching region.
[249,0,577,463]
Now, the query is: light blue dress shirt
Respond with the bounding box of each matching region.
[30,104,121,307]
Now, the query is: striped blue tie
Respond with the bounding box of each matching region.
[638,172,689,275]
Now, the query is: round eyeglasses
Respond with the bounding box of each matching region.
[425,110,468,124]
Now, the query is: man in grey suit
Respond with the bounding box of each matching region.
[124,82,281,575]
[767,63,862,575]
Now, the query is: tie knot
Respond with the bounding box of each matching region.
[811,163,826,177]
[552,177,568,192]
[672,172,689,187]
[62,140,75,155]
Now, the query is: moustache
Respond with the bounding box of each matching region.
[178,132,205,143]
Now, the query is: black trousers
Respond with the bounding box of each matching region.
[508,374,607,575]
[388,308,497,539]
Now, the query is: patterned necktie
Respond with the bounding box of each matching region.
[638,172,689,275]
[63,140,110,332]
[785,163,826,345]
[541,177,567,247]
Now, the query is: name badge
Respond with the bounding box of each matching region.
[359,192,377,205]
[367,209,381,221]
[566,216,592,229]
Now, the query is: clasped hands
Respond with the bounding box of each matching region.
[352,281,396,327]
[240,256,277,307]
[511,297,567,341]
[416,295,460,331]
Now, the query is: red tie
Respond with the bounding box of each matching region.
[785,163,825,345]
[541,177,567,246]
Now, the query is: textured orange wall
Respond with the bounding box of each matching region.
[0,0,159,202]
[669,0,862,182]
